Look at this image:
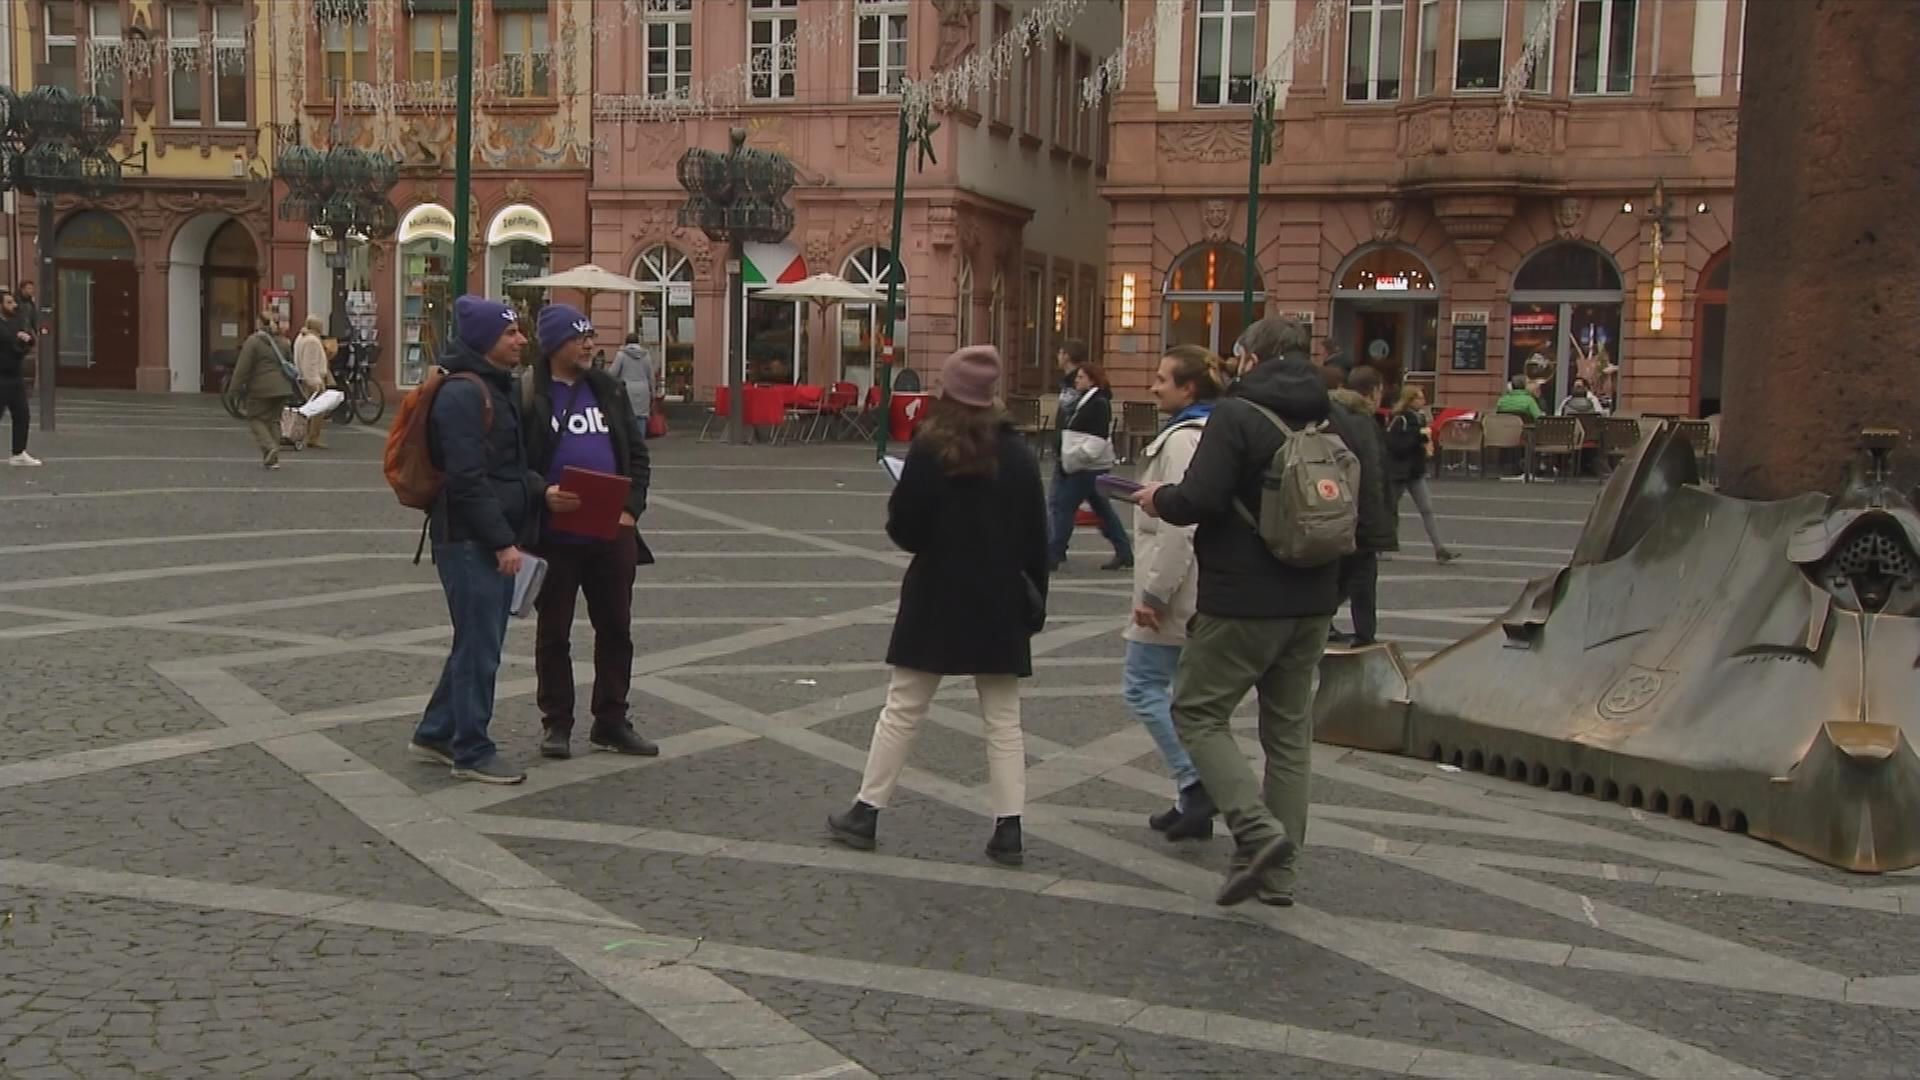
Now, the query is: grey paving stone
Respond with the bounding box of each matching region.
[0,744,481,912]
[0,631,229,765]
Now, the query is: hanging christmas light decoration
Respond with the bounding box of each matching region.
[1502,0,1568,113]
[901,0,1088,115]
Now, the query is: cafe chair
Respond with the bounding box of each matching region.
[1436,417,1485,477]
[1116,400,1160,465]
[1481,413,1528,479]
[1527,417,1582,481]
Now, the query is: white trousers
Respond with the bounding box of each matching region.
[856,666,1026,819]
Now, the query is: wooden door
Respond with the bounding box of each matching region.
[203,271,256,391]
[53,260,139,389]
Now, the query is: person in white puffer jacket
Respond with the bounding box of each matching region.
[1122,343,1229,843]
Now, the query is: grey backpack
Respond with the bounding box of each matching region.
[1233,402,1361,568]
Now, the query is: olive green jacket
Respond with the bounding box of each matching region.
[230,330,296,401]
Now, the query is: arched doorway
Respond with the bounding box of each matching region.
[840,246,905,393]
[1164,243,1261,355]
[1331,245,1441,387]
[202,221,258,392]
[1508,242,1624,410]
[1692,250,1731,417]
[629,244,694,400]
[53,211,139,389]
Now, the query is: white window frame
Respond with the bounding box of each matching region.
[166,6,203,125]
[212,4,247,126]
[855,0,908,99]
[1454,0,1505,92]
[1414,0,1439,97]
[989,4,1012,124]
[409,10,456,92]
[320,10,369,100]
[499,10,551,100]
[645,0,693,99]
[1345,0,1405,104]
[1522,0,1555,93]
[748,0,797,101]
[88,2,124,104]
[842,246,908,375]
[1192,0,1257,108]
[45,1,80,94]
[1572,0,1633,95]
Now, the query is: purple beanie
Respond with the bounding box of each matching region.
[536,303,596,355]
[454,295,517,354]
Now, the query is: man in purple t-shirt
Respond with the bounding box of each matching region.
[524,304,657,760]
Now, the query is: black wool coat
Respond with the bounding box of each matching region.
[885,426,1050,677]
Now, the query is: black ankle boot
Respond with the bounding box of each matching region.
[1147,804,1182,832]
[827,800,878,851]
[986,816,1024,866]
[1164,782,1217,841]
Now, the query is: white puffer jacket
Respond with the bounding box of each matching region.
[1123,416,1207,646]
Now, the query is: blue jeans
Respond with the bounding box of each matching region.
[1048,465,1133,564]
[414,541,514,768]
[1122,640,1200,795]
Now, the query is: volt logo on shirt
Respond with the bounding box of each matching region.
[554,407,611,435]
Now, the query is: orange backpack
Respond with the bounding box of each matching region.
[383,369,494,510]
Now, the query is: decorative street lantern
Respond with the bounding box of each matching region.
[677,127,795,444]
[275,141,400,340]
[0,84,127,433]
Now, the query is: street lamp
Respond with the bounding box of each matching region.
[676,127,796,445]
[0,85,127,433]
[276,142,400,341]
[1622,180,1708,334]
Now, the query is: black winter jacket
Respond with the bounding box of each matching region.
[885,425,1050,677]
[426,342,543,551]
[0,314,30,380]
[522,365,656,564]
[1061,386,1113,439]
[1150,356,1387,619]
[1383,408,1429,482]
[1330,389,1399,554]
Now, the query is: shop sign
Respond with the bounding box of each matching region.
[1374,275,1410,291]
[1450,310,1489,372]
[667,283,692,306]
[1511,311,1557,330]
[486,203,553,246]
[398,204,456,244]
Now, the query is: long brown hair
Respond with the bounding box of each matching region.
[1160,345,1226,401]
[917,396,1005,478]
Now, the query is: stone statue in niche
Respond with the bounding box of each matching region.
[932,0,979,70]
[1370,200,1403,243]
[1553,197,1586,240]
[1201,199,1232,243]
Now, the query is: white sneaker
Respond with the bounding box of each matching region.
[8,452,40,466]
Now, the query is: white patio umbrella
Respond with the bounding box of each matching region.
[512,262,650,309]
[752,273,886,385]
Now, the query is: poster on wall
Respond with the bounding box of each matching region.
[1507,306,1558,378]
[261,289,291,332]
[1450,310,1488,371]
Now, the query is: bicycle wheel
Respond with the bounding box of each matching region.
[354,379,386,425]
[330,384,357,426]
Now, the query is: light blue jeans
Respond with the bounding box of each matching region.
[1121,640,1201,796]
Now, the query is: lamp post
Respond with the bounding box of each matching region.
[1620,179,1707,335]
[873,96,939,460]
[275,142,399,341]
[1242,86,1277,325]
[0,86,127,433]
[676,128,796,444]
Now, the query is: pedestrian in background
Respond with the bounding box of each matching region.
[1049,363,1133,571]
[0,289,36,466]
[522,304,659,761]
[408,296,541,785]
[1055,339,1087,411]
[1327,365,1396,647]
[1132,314,1387,907]
[609,332,658,425]
[829,345,1049,866]
[1124,344,1226,841]
[227,315,295,470]
[293,317,332,450]
[16,281,38,344]
[1383,384,1458,562]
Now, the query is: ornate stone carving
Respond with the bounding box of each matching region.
[1370,200,1403,243]
[502,179,535,205]
[745,116,794,157]
[1157,123,1252,164]
[409,181,443,209]
[804,231,836,270]
[1450,108,1497,153]
[685,235,714,277]
[956,212,983,260]
[929,204,958,249]
[1553,197,1586,240]
[1515,110,1554,155]
[638,123,686,172]
[1695,109,1738,152]
[1407,115,1434,156]
[853,115,893,167]
[1433,194,1516,281]
[1201,199,1233,243]
[932,0,979,69]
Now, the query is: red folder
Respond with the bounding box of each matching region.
[548,466,632,540]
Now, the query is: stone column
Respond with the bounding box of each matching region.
[1716,1,1920,500]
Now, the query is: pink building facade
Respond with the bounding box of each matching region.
[589,0,1120,402]
[1103,0,1744,417]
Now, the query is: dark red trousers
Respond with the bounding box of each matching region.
[534,530,639,734]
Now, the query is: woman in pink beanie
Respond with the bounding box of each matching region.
[829,345,1050,865]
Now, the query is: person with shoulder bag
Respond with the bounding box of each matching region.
[1383,384,1458,562]
[829,345,1050,867]
[293,317,333,449]
[1049,362,1134,571]
[228,315,297,469]
[1124,345,1228,842]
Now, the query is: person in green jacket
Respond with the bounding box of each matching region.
[1494,374,1544,422]
[227,315,296,469]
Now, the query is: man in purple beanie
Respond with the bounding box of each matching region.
[408,294,542,784]
[521,303,658,760]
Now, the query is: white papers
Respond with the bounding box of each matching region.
[881,456,907,483]
[298,389,344,417]
[510,554,548,619]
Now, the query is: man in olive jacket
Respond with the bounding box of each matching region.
[226,316,296,469]
[1134,315,1388,908]
[521,304,659,761]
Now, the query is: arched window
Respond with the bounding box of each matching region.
[1335,246,1440,294]
[1694,248,1731,418]
[1509,242,1625,409]
[630,244,694,399]
[1329,244,1442,379]
[1163,243,1263,354]
[957,258,974,344]
[989,271,1006,357]
[840,246,906,392]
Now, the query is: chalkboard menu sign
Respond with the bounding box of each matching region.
[1450,311,1489,372]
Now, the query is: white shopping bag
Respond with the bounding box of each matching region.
[298,389,344,418]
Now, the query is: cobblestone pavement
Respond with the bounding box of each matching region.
[1,392,1916,1078]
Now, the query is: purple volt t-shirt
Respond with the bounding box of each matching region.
[544,378,619,543]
